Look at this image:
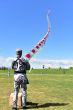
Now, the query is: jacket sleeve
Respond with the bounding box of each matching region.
[25,60,30,70]
[11,61,16,69]
[21,58,31,70]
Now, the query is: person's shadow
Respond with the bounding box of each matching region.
[20,101,69,109]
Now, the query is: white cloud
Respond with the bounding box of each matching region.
[30,58,73,69]
[0,56,73,69]
[0,57,14,67]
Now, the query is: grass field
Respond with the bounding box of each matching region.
[0,69,73,110]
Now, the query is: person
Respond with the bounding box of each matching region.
[12,49,30,110]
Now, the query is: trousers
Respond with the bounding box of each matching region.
[13,74,27,107]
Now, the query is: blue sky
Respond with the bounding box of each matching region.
[0,0,73,60]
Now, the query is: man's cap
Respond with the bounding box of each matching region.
[16,48,22,55]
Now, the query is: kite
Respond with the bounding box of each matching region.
[25,11,51,61]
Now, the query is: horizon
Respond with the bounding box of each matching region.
[0,57,73,69]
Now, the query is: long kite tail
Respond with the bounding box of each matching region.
[25,11,51,61]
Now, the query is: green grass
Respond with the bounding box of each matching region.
[0,69,73,110]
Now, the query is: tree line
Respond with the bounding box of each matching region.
[0,66,9,70]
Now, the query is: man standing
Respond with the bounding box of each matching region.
[12,49,30,110]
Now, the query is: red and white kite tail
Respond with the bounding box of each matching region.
[25,31,49,61]
[25,11,51,61]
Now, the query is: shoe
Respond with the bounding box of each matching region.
[22,106,27,109]
[12,107,17,110]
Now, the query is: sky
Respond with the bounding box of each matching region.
[0,0,73,68]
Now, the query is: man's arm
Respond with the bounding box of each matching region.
[25,60,30,70]
[12,61,16,69]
